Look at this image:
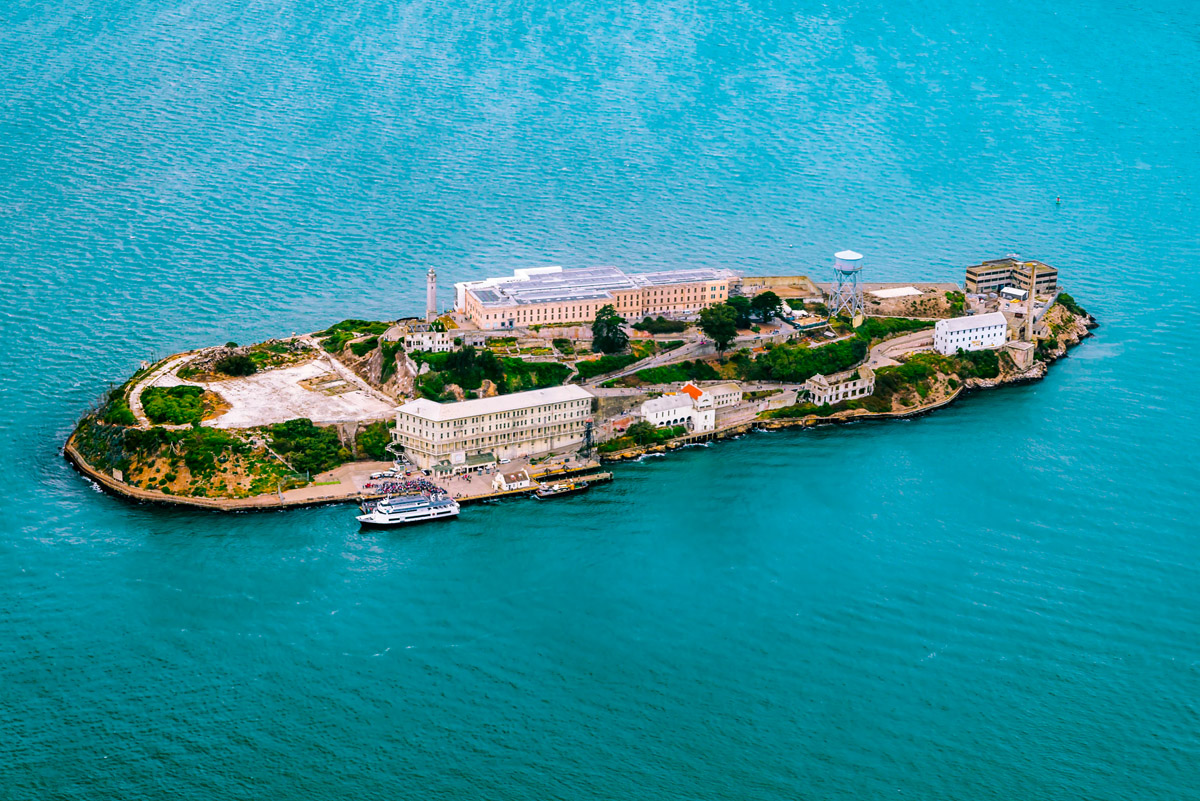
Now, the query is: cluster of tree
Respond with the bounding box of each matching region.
[699,292,785,353]
[740,337,868,383]
[100,387,137,426]
[598,422,688,453]
[214,353,257,376]
[356,421,393,461]
[955,348,1000,379]
[142,385,207,425]
[414,346,505,392]
[413,346,571,399]
[626,359,719,385]
[853,316,934,342]
[632,315,688,334]
[269,418,350,476]
[591,305,629,354]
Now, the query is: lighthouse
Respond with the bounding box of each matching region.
[425,266,437,323]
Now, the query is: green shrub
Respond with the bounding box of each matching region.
[102,400,137,426]
[349,336,380,357]
[180,427,246,475]
[141,385,207,425]
[356,421,393,461]
[1056,292,1088,318]
[552,338,575,355]
[214,354,257,376]
[314,319,389,337]
[575,354,639,380]
[632,316,688,334]
[853,316,935,342]
[269,418,349,475]
[741,337,867,383]
[945,292,965,316]
[380,340,404,382]
[632,360,719,385]
[956,348,1000,379]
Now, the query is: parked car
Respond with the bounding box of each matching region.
[498,458,511,464]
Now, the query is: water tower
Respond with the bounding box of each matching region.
[829,249,865,322]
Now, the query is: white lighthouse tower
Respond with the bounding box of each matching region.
[425,266,437,323]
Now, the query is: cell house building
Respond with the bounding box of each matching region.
[455,265,736,330]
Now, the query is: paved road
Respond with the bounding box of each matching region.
[866,330,934,369]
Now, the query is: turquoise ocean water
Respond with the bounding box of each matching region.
[2,1,1198,797]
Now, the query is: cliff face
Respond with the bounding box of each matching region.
[1040,304,1098,359]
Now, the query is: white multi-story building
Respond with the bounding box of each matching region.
[404,330,455,353]
[393,385,594,469]
[804,368,875,406]
[934,312,1008,356]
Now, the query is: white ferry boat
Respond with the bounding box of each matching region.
[356,492,460,528]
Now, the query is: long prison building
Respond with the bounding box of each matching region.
[455,266,737,330]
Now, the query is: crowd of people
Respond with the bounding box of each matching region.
[364,477,444,496]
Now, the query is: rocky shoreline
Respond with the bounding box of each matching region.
[65,303,1096,510]
[600,309,1097,463]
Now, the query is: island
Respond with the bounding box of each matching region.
[64,254,1097,511]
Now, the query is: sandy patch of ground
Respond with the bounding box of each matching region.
[200,360,397,428]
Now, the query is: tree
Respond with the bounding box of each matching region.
[750,291,783,322]
[626,421,660,445]
[725,295,752,328]
[591,304,628,354]
[214,354,257,376]
[699,304,739,356]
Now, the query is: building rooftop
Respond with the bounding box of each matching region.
[642,394,694,414]
[397,385,594,422]
[936,311,1009,333]
[680,382,705,401]
[462,265,737,308]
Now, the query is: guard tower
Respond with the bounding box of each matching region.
[830,250,865,321]
[425,266,438,323]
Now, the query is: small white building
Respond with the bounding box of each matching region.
[404,330,455,353]
[1000,286,1028,302]
[804,368,875,406]
[704,382,743,409]
[492,468,531,491]
[934,311,1008,356]
[640,384,715,433]
[641,394,695,428]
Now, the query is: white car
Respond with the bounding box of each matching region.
[498,458,511,464]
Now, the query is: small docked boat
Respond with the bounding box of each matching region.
[534,480,589,499]
[357,492,460,528]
